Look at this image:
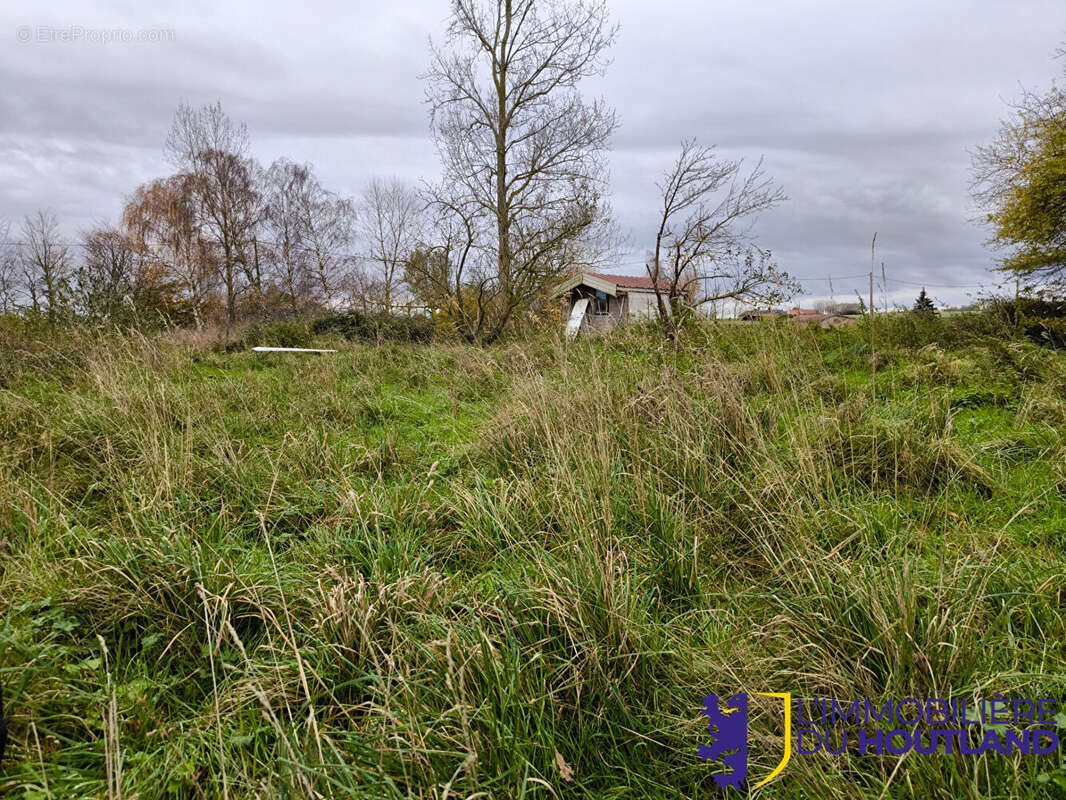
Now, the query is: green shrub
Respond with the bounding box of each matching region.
[212,319,315,353]
[980,297,1066,349]
[1023,316,1066,348]
[311,310,434,343]
[251,320,313,348]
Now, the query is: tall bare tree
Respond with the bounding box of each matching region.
[423,0,617,343]
[647,140,795,336]
[261,159,316,313]
[358,178,422,312]
[258,158,358,312]
[295,174,356,308]
[20,211,72,322]
[165,102,261,324]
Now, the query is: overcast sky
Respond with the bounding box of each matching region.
[2,0,1064,307]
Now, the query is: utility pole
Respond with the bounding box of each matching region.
[881,262,888,313]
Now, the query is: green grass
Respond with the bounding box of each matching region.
[1,316,1065,798]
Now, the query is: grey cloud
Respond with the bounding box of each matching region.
[0,0,1063,303]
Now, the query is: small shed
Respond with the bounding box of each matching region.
[554,272,670,336]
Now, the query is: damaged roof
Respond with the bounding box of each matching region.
[554,271,670,296]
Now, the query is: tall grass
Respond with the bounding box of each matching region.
[0,316,1064,798]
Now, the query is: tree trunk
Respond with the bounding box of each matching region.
[495,1,512,304]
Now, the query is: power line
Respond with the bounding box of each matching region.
[789,273,871,282]
[885,277,990,289]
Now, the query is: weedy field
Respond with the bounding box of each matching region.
[1,315,1065,798]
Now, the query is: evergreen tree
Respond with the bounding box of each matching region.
[913,288,937,316]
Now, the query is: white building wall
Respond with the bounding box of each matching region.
[625,289,661,319]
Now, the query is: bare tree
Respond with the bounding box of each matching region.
[76,226,137,323]
[813,299,833,314]
[405,190,481,331]
[424,0,618,343]
[0,219,21,313]
[20,211,72,322]
[260,159,357,312]
[165,102,261,324]
[647,141,795,336]
[358,178,422,312]
[261,159,316,314]
[295,176,356,308]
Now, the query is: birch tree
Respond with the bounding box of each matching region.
[0,220,20,313]
[358,178,421,312]
[261,158,356,310]
[19,211,72,322]
[123,176,217,327]
[295,175,355,308]
[261,159,316,313]
[165,102,261,323]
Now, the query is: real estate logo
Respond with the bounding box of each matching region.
[699,692,792,789]
[699,691,1062,791]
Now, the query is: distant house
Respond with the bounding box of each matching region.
[738,306,858,328]
[554,272,671,335]
[832,302,863,316]
[738,309,787,321]
[790,312,858,328]
[785,302,864,327]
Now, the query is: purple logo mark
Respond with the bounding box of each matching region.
[698,692,748,788]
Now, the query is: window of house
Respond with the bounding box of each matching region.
[594,290,609,315]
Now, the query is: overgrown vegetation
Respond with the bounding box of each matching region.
[993,298,1066,349]
[311,310,435,344]
[1,313,1065,798]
